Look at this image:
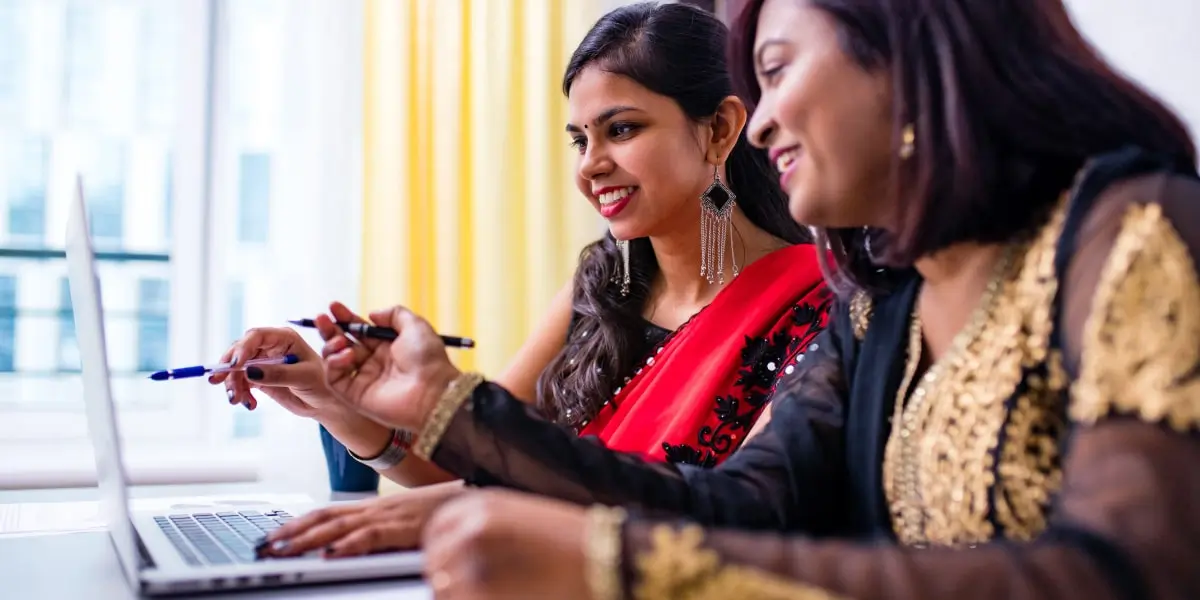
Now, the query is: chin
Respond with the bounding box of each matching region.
[786,194,824,228]
[607,222,642,242]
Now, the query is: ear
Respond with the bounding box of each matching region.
[705,95,748,164]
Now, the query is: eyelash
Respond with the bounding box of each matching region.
[569,122,641,153]
[759,65,784,85]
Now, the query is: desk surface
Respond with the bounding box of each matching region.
[0,484,431,599]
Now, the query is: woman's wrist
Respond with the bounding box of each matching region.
[316,407,394,459]
[411,370,483,461]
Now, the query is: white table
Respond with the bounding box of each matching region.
[0,484,431,599]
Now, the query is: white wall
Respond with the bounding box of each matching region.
[1066,0,1200,148]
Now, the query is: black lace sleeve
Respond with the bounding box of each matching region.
[429,307,853,530]
[610,171,1200,600]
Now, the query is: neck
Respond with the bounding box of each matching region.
[913,242,1005,287]
[912,242,1008,319]
[646,206,780,306]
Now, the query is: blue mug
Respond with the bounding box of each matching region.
[319,425,380,492]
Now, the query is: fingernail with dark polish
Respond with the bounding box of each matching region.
[254,538,270,555]
[271,540,289,553]
[323,545,336,556]
[226,389,237,405]
[231,355,239,366]
[246,366,263,381]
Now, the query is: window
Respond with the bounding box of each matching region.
[0,0,26,121]
[82,141,127,246]
[237,153,271,243]
[0,0,363,488]
[57,277,79,373]
[0,276,15,373]
[136,278,169,372]
[5,137,47,243]
[163,156,173,244]
[64,0,115,129]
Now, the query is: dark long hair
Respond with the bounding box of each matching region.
[536,1,808,426]
[730,0,1196,294]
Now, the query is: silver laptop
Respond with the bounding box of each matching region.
[65,175,423,595]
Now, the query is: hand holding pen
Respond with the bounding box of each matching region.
[288,319,475,349]
[160,314,473,382]
[205,305,375,414]
[192,301,475,416]
[149,354,299,381]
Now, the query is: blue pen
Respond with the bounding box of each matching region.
[148,354,300,381]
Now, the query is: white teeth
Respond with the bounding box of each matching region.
[598,187,635,205]
[774,150,799,174]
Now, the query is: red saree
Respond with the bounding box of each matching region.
[578,243,831,467]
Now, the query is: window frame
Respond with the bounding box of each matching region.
[0,0,365,490]
[0,0,240,487]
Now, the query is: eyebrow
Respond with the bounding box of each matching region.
[565,105,641,133]
[754,39,787,68]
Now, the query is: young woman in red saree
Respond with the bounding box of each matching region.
[572,241,828,468]
[221,3,830,558]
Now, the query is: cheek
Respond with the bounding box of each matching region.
[772,77,829,222]
[573,165,591,199]
[776,73,890,227]
[617,140,671,196]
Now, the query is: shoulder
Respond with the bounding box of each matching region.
[1065,167,1200,432]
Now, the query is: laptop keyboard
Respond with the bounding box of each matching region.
[154,510,294,565]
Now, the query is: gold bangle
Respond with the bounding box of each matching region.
[412,372,485,460]
[584,505,627,600]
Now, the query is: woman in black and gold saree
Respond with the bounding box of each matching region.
[310,0,1200,598]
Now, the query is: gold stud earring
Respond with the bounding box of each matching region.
[898,123,915,160]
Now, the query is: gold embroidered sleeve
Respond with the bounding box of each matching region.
[629,523,849,600]
[413,372,485,460]
[1070,202,1200,431]
[614,416,1200,599]
[585,505,627,600]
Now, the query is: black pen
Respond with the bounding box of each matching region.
[287,319,475,349]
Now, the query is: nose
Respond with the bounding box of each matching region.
[747,97,777,149]
[578,145,612,181]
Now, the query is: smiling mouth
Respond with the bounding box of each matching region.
[597,186,636,205]
[774,148,799,174]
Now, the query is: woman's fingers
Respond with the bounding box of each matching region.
[323,520,421,558]
[329,301,369,326]
[264,504,353,544]
[226,373,255,410]
[258,507,366,557]
[208,346,239,385]
[328,303,387,354]
[317,314,373,366]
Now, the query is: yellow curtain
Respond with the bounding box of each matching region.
[361,0,606,378]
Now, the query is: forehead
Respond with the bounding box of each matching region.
[754,0,827,51]
[566,65,677,123]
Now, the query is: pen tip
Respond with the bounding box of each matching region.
[287,319,304,326]
[148,371,169,381]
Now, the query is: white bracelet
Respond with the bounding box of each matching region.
[347,429,414,471]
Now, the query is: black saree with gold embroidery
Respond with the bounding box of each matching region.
[425,146,1200,599]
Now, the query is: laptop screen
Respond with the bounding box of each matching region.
[66,174,141,585]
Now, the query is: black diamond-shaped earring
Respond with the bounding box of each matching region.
[700,166,737,284]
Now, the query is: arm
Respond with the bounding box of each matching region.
[494,281,574,404]
[615,421,1199,599]
[317,409,458,487]
[324,281,575,487]
[426,314,852,531]
[606,174,1200,600]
